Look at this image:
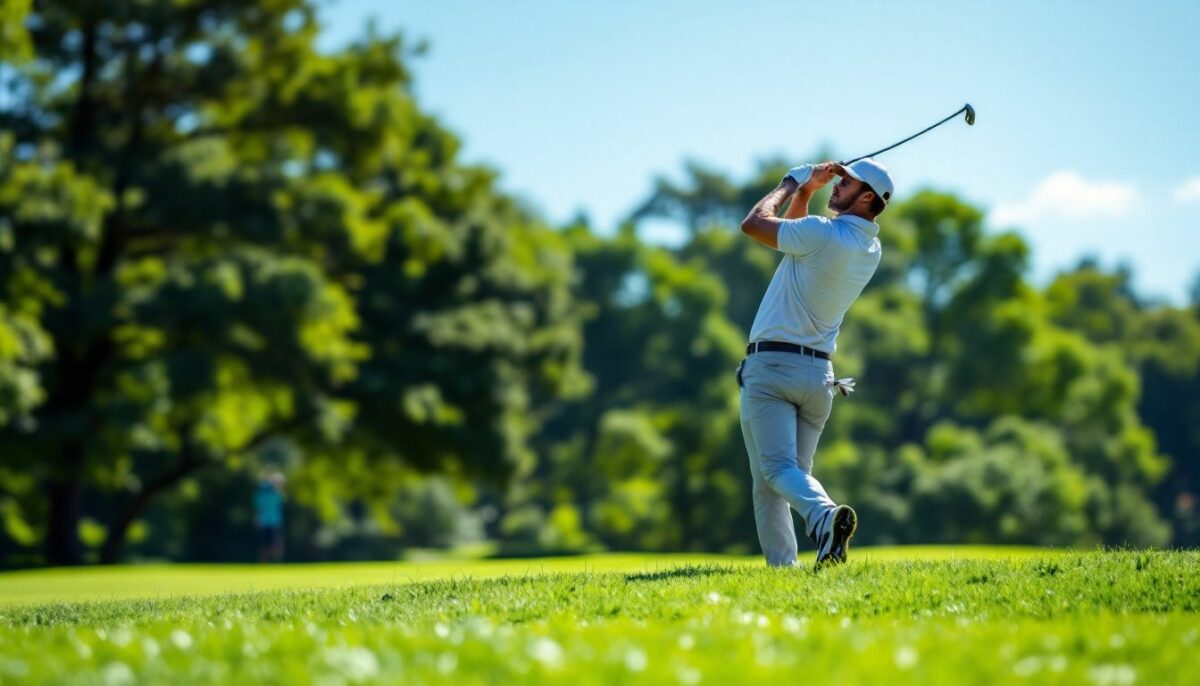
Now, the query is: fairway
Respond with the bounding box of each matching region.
[2,549,1197,684]
[0,546,1048,607]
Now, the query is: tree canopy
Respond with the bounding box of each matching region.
[1,1,1197,567]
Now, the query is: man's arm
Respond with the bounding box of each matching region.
[741,163,837,248]
[782,185,816,219]
[739,178,798,250]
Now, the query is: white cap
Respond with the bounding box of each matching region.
[839,158,895,204]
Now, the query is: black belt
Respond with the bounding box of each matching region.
[745,341,830,360]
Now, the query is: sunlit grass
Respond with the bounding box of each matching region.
[1,548,1194,684]
[0,546,1053,606]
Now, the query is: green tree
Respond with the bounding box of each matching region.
[0,1,582,565]
[1046,263,1200,544]
[523,223,746,553]
[629,166,1174,548]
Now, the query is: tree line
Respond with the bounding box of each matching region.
[0,2,1196,566]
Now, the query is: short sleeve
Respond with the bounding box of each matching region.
[777,216,833,257]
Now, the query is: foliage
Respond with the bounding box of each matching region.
[1,2,1197,566]
[0,0,582,566]
[627,172,1184,549]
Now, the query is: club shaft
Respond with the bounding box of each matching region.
[841,106,968,165]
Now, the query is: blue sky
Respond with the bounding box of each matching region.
[319,1,1200,303]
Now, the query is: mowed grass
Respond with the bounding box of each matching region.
[0,546,1049,607]
[1,549,1197,685]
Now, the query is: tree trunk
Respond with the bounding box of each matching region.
[98,456,210,565]
[39,332,112,567]
[673,452,693,551]
[39,8,102,570]
[97,422,291,564]
[44,468,85,566]
[98,503,139,566]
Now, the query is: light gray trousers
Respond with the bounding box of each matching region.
[738,351,838,566]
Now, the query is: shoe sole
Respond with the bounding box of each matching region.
[817,506,858,567]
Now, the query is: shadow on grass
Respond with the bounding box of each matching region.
[624,564,739,584]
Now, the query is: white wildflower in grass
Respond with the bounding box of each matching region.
[528,637,564,669]
[139,637,159,660]
[436,652,457,675]
[676,665,702,685]
[323,646,380,682]
[1088,664,1136,686]
[109,627,132,647]
[101,661,134,686]
[894,645,918,669]
[169,629,192,650]
[624,646,648,672]
[1013,655,1042,676]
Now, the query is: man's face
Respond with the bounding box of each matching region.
[828,175,867,212]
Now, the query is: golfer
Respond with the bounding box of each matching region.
[737,158,894,567]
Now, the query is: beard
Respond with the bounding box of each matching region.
[829,188,866,213]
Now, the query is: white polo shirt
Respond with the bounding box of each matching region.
[747,213,882,354]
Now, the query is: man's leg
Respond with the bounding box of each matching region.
[794,374,836,540]
[744,362,836,540]
[256,527,268,564]
[271,526,285,563]
[740,386,798,566]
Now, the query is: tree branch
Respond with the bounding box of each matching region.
[98,416,308,564]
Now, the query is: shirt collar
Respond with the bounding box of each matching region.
[836,213,880,238]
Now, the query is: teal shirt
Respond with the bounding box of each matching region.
[253,483,284,528]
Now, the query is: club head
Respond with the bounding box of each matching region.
[964,103,976,126]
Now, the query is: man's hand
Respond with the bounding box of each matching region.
[801,162,838,192]
[781,161,838,219]
[784,165,814,187]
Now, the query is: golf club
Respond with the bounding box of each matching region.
[840,103,975,165]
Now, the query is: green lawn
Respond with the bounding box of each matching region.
[0,546,1049,607]
[1,548,1196,684]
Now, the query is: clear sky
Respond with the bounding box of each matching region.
[318,1,1200,303]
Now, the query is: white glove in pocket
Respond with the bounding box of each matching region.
[828,377,856,397]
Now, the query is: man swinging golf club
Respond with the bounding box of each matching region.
[738,158,894,567]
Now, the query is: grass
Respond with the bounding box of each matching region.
[0,546,1050,607]
[0,548,1196,684]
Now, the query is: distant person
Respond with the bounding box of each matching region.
[737,159,894,567]
[253,470,286,563]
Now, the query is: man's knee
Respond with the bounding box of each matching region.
[752,480,774,503]
[759,452,797,489]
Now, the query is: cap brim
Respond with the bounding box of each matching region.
[834,163,862,181]
[834,163,888,202]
